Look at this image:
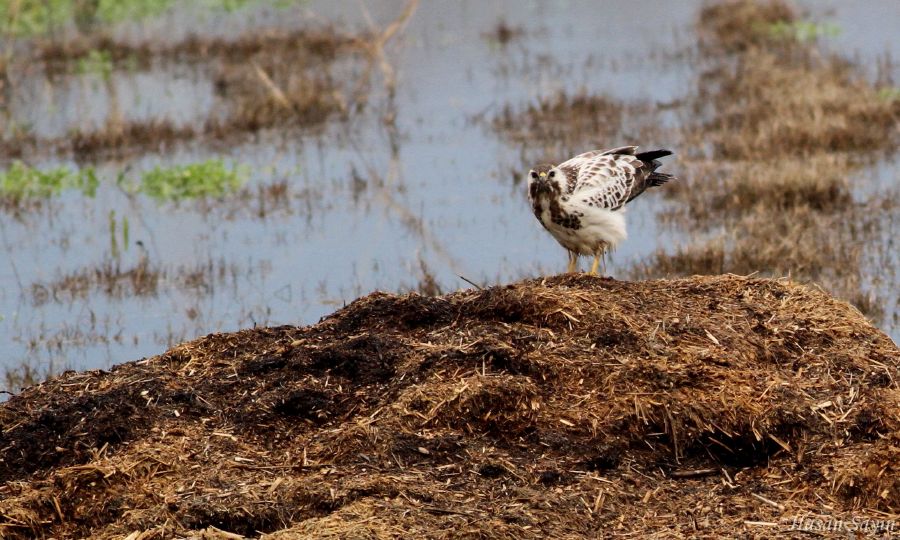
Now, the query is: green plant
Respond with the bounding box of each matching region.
[1,0,298,37]
[76,49,113,79]
[0,161,98,201]
[765,20,841,42]
[108,209,130,258]
[139,159,247,201]
[877,87,900,101]
[94,0,175,24]
[1,0,73,37]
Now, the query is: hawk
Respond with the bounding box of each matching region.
[527,146,676,275]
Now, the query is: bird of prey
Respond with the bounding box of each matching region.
[527,146,676,275]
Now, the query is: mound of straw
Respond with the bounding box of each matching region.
[1,274,898,538]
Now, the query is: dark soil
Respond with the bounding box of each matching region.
[1,274,898,538]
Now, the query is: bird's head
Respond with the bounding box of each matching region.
[527,163,562,198]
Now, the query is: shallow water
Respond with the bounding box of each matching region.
[1,0,898,392]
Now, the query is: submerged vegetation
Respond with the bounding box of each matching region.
[139,159,247,201]
[0,161,97,204]
[1,0,170,37]
[0,0,297,37]
[31,255,242,305]
[0,159,248,208]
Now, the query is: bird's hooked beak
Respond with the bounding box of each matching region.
[532,171,551,194]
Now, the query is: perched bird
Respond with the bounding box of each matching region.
[527,146,676,275]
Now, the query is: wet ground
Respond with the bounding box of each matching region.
[1,0,898,393]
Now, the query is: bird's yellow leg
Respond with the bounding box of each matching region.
[566,251,578,273]
[589,244,607,276]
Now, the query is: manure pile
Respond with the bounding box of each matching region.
[1,275,898,539]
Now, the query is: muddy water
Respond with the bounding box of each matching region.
[1,0,898,392]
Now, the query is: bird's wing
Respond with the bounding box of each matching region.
[564,152,653,210]
[557,146,640,195]
[558,146,637,166]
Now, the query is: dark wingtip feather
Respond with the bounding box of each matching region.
[636,149,674,162]
[648,172,675,187]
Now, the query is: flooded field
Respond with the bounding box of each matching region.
[1,0,898,394]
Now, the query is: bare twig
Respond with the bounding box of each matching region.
[751,492,785,511]
[670,468,719,479]
[458,274,484,290]
[252,62,291,110]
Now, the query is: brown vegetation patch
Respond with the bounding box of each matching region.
[216,179,297,220]
[492,91,631,159]
[706,50,900,159]
[1,275,898,538]
[638,197,895,320]
[665,156,853,221]
[2,26,369,159]
[698,0,796,52]
[7,79,347,159]
[637,0,900,327]
[70,119,198,157]
[37,28,358,76]
[213,62,350,131]
[30,257,240,306]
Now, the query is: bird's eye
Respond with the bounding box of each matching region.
[530,171,538,179]
[549,170,556,178]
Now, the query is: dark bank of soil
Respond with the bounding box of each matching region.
[1,274,898,539]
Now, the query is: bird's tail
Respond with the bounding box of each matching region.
[637,149,676,187]
[636,149,673,162]
[647,172,676,187]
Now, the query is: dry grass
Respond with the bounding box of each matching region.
[492,91,630,158]
[69,119,197,157]
[36,28,358,76]
[638,0,900,326]
[3,364,43,397]
[55,77,343,157]
[0,275,897,538]
[706,50,900,159]
[643,200,896,318]
[635,239,727,278]
[665,156,853,221]
[698,0,796,52]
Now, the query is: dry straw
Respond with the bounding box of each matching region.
[1,274,897,538]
